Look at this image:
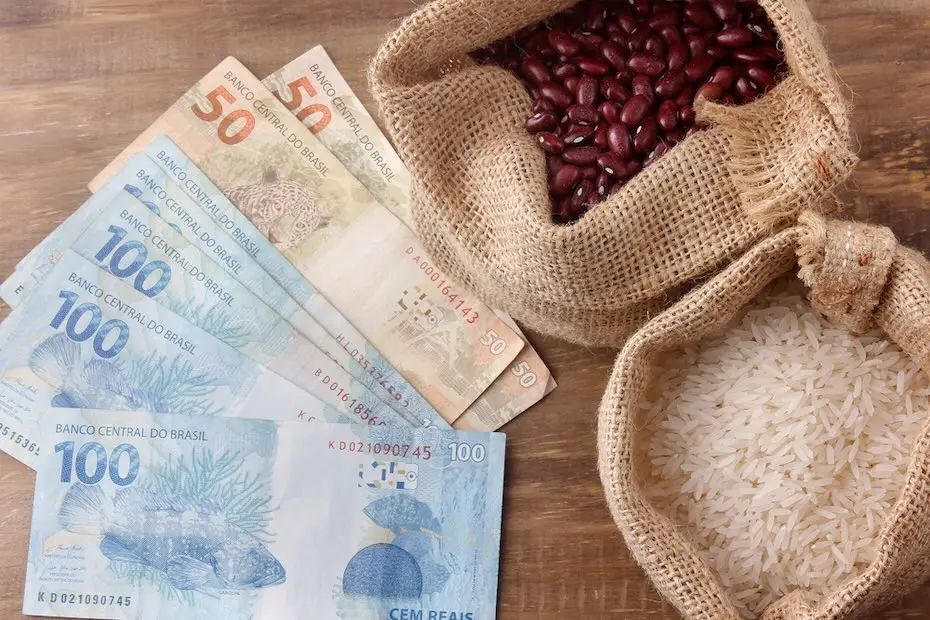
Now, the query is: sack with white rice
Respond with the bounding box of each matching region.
[598,210,930,619]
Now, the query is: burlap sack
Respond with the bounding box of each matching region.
[370,0,858,348]
[597,210,930,620]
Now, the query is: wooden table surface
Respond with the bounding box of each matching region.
[1,0,929,618]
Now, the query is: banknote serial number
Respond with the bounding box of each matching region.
[35,592,132,607]
[329,440,432,460]
[0,421,39,456]
[404,247,479,324]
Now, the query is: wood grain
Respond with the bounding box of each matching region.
[0,0,928,618]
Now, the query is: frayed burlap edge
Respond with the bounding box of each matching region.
[598,213,930,620]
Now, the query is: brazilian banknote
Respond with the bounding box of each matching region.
[264,48,557,430]
[24,408,505,619]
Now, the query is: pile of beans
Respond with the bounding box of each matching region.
[472,0,786,224]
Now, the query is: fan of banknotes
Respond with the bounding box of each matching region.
[0,47,555,619]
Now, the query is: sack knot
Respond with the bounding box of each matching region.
[796,210,898,334]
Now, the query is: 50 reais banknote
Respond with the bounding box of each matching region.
[264,48,556,430]
[89,57,525,424]
[24,409,505,619]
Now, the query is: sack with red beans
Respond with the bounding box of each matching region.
[370,0,857,348]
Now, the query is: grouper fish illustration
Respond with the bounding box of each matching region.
[29,333,170,412]
[57,483,287,591]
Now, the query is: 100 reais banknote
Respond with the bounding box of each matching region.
[25,409,505,620]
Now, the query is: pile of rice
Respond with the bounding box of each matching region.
[639,279,929,617]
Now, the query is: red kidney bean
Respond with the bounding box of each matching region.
[716,26,754,47]
[563,124,596,144]
[597,152,626,176]
[550,164,581,194]
[615,12,638,34]
[684,4,719,30]
[674,84,695,107]
[580,165,599,181]
[626,159,642,177]
[536,132,564,153]
[745,63,776,89]
[571,179,594,210]
[627,25,651,52]
[627,53,666,76]
[599,100,622,124]
[734,76,759,103]
[645,35,667,59]
[731,48,769,64]
[533,98,556,114]
[564,75,581,93]
[684,54,714,82]
[520,58,551,84]
[614,68,636,84]
[655,70,687,98]
[659,25,684,45]
[578,34,606,53]
[563,146,601,165]
[525,112,558,133]
[710,66,737,90]
[657,99,679,131]
[547,31,581,56]
[584,4,605,31]
[607,123,633,158]
[546,153,563,176]
[686,33,707,57]
[551,61,579,79]
[576,76,599,106]
[631,74,653,98]
[594,123,610,148]
[679,104,696,125]
[750,23,777,43]
[578,56,611,75]
[632,0,651,18]
[633,118,658,153]
[706,45,729,61]
[649,10,680,29]
[608,30,629,46]
[665,129,685,144]
[645,141,668,166]
[710,0,738,23]
[600,40,627,69]
[601,78,632,103]
[695,81,726,102]
[567,104,599,124]
[668,43,690,71]
[596,170,613,196]
[538,81,573,108]
[620,94,651,126]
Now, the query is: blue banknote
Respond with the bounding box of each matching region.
[16,189,410,428]
[0,251,363,469]
[24,409,505,619]
[144,137,449,429]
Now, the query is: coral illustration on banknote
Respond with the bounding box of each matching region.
[343,495,451,599]
[29,333,224,417]
[227,170,330,250]
[53,449,283,604]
